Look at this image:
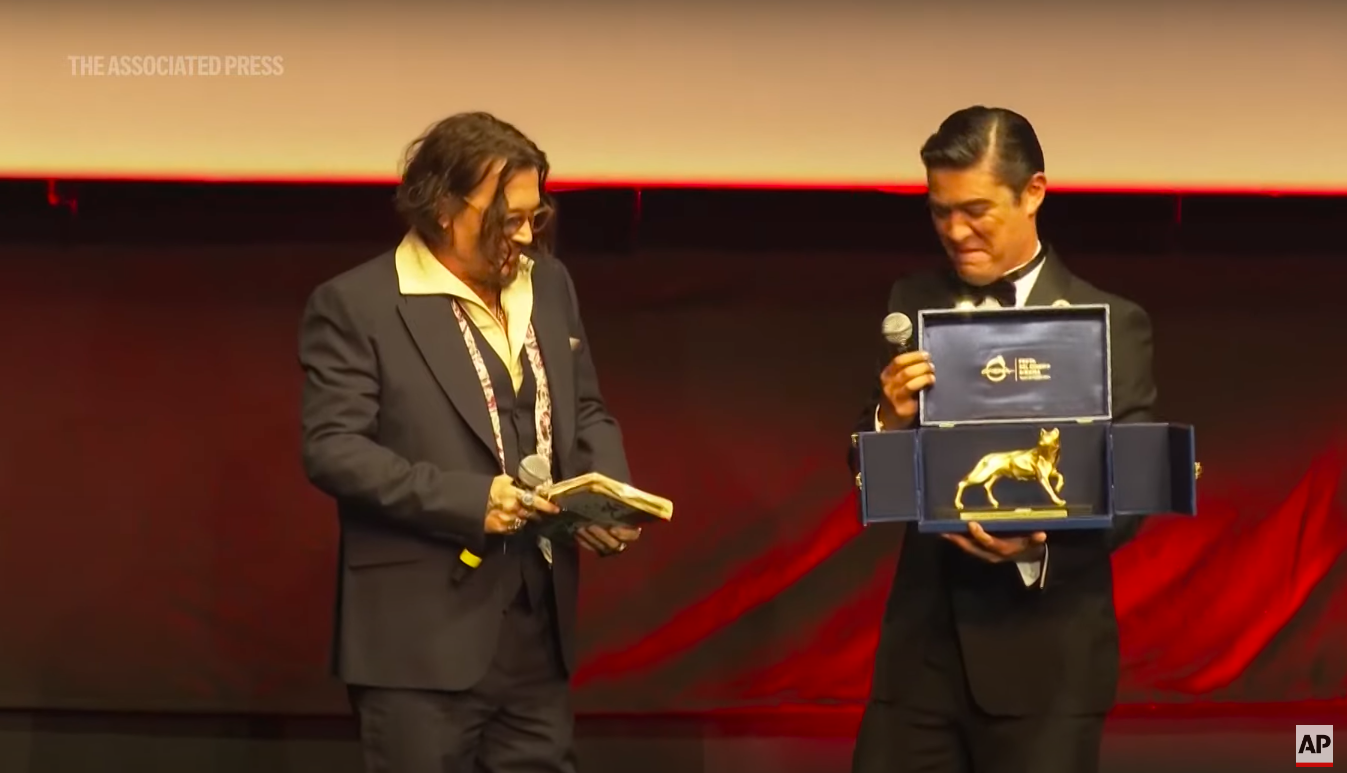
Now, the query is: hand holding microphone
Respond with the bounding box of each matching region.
[458,457,560,578]
[515,455,637,556]
[483,455,559,535]
[878,312,935,431]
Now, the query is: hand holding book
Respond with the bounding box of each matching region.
[530,472,674,550]
[575,522,641,555]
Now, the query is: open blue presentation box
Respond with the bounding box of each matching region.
[854,304,1198,534]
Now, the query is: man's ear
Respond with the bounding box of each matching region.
[1022,172,1047,217]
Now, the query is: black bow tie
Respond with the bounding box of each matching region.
[958,278,1017,307]
[952,247,1046,308]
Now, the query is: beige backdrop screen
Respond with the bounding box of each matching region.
[2,1,1345,191]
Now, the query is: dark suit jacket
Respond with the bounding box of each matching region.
[298,248,630,692]
[850,246,1158,717]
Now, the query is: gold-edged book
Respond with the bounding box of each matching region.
[535,473,673,537]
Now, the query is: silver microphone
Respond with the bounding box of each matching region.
[881,312,913,355]
[518,454,551,490]
[515,454,551,511]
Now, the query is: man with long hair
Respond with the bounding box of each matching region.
[299,112,638,772]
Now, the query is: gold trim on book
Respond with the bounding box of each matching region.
[542,472,674,521]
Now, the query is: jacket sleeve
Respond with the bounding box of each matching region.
[298,280,492,553]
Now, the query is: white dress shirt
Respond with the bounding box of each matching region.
[875,243,1049,587]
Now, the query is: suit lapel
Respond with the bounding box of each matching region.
[932,271,962,310]
[1024,245,1074,306]
[396,296,498,463]
[531,271,576,462]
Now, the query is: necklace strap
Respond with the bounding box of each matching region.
[449,299,554,564]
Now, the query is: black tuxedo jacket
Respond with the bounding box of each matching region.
[298,249,630,692]
[850,247,1158,717]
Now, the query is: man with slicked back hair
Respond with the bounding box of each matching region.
[848,106,1158,773]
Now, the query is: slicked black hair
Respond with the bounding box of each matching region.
[920,106,1045,197]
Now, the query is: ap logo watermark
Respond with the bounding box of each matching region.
[1297,725,1333,767]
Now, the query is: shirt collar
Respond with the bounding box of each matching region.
[1006,240,1045,304]
[393,230,534,306]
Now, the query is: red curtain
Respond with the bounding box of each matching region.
[0,247,1342,714]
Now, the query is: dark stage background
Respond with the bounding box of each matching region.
[0,182,1345,719]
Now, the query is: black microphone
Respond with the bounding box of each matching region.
[455,454,551,582]
[881,312,913,356]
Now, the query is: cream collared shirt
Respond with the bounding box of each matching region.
[394,231,535,394]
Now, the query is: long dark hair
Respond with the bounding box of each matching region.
[394,112,555,265]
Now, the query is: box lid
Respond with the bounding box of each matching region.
[917,304,1112,426]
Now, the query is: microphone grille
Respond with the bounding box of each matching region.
[518,454,551,489]
[881,312,913,346]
